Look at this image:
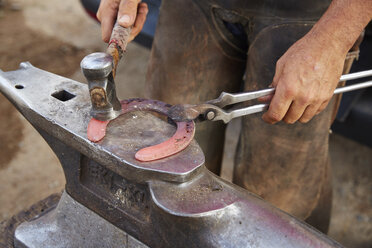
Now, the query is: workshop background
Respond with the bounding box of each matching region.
[0,0,371,247]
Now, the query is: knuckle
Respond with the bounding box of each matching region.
[276,58,283,68]
[269,111,282,122]
[96,11,102,21]
[299,117,310,123]
[110,0,120,9]
[138,4,148,14]
[102,36,109,43]
[317,106,325,114]
[283,86,296,98]
[321,101,329,108]
[298,94,312,105]
[319,105,327,112]
[125,0,138,9]
[283,118,295,124]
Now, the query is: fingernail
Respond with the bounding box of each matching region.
[119,15,131,25]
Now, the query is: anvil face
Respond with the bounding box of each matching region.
[0,62,204,183]
[0,63,342,248]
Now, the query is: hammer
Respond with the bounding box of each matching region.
[81,23,132,121]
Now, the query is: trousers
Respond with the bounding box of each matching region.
[145,0,359,232]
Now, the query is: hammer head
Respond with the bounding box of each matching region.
[81,52,122,121]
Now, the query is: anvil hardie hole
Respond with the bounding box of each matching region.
[15,85,24,89]
[52,90,76,102]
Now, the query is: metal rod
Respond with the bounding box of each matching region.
[219,69,372,108]
[334,80,372,94]
[339,69,372,81]
[220,79,372,123]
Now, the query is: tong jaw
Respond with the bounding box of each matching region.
[168,103,230,123]
[81,52,122,121]
[206,92,235,108]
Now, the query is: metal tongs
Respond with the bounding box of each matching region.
[168,70,372,123]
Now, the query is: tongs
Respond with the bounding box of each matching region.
[168,69,372,124]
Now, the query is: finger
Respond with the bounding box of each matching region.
[129,2,148,41]
[271,58,284,87]
[96,0,106,21]
[283,101,308,124]
[101,13,116,42]
[118,0,141,28]
[260,58,283,102]
[97,0,120,42]
[299,104,321,123]
[316,100,329,115]
[257,94,274,102]
[262,85,293,124]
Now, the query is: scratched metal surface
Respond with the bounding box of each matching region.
[0,63,204,183]
[0,64,344,248]
[102,111,202,173]
[14,191,148,248]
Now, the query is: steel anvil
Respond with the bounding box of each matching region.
[0,63,343,248]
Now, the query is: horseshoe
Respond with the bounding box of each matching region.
[87,99,195,162]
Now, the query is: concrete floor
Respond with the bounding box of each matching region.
[0,0,371,247]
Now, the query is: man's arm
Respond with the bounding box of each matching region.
[262,0,372,124]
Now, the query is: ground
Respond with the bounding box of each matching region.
[0,0,371,247]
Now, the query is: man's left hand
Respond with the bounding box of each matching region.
[261,31,347,124]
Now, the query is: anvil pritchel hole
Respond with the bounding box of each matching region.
[15,85,24,89]
[52,90,76,102]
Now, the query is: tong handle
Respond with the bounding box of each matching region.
[339,69,372,81]
[212,69,372,109]
[334,80,372,94]
[215,79,372,123]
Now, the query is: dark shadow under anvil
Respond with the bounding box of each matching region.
[0,63,343,248]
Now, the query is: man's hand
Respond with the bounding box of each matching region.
[262,0,372,124]
[261,32,346,124]
[97,0,148,43]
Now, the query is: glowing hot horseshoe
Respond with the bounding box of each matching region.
[87,119,109,142]
[135,121,195,162]
[87,99,195,162]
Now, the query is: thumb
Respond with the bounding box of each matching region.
[117,0,140,27]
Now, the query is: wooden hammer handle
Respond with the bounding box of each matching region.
[106,22,132,77]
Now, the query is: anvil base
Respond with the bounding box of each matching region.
[14,191,148,248]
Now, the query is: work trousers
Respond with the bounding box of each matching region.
[145,0,359,233]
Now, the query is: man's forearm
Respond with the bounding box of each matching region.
[310,0,372,54]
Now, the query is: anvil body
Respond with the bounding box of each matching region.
[0,63,342,248]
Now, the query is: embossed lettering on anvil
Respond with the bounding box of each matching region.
[80,157,150,221]
[88,162,114,186]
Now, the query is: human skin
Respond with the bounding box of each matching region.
[97,0,372,124]
[96,0,148,42]
[261,0,372,124]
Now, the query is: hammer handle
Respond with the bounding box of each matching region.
[106,22,132,77]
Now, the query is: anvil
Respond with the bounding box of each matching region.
[0,63,343,247]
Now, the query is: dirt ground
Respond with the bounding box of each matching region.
[0,0,86,221]
[0,3,86,167]
[0,0,371,247]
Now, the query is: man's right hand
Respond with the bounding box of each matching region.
[97,0,148,43]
